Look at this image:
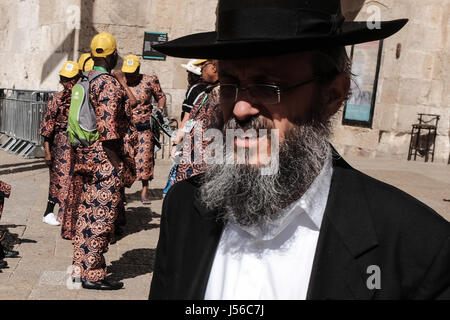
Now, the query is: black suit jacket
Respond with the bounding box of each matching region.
[149,154,450,300]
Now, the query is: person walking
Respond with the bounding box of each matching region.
[78,53,94,72]
[0,180,18,269]
[121,55,166,205]
[39,61,80,229]
[162,59,208,196]
[69,32,136,290]
[174,59,221,183]
[179,59,208,127]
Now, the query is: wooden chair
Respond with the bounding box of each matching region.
[407,113,440,162]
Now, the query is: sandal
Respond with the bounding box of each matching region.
[141,198,152,205]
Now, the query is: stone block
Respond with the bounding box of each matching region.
[412,4,445,28]
[0,1,11,31]
[400,50,435,80]
[379,46,402,79]
[406,24,444,51]
[332,125,379,151]
[91,0,152,26]
[377,131,411,158]
[377,104,398,132]
[397,78,432,106]
[434,135,450,163]
[394,105,422,133]
[446,22,450,52]
[39,0,80,26]
[431,53,445,80]
[421,80,444,107]
[379,78,400,105]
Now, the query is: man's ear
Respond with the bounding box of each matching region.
[321,72,351,120]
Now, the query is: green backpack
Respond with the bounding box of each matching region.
[67,70,107,147]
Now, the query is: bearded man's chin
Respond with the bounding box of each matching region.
[200,121,332,228]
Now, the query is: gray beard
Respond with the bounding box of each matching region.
[199,117,332,228]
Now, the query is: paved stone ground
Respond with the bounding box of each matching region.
[0,150,171,300]
[0,150,448,300]
[344,156,450,222]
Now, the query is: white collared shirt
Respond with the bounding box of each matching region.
[204,156,333,300]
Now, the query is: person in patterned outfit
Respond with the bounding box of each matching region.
[71,32,137,290]
[0,180,18,269]
[121,55,166,205]
[162,59,208,196]
[78,53,94,72]
[39,61,80,229]
[175,60,222,182]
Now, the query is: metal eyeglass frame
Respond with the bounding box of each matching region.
[220,76,321,105]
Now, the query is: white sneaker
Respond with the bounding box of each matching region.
[43,212,61,226]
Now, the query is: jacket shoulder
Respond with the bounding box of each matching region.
[350,166,450,246]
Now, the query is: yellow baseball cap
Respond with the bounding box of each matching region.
[193,59,207,66]
[59,61,80,78]
[91,32,117,58]
[122,55,140,73]
[78,53,94,71]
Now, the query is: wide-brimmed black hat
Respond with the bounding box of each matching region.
[154,0,408,59]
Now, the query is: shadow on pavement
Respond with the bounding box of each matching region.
[0,224,37,252]
[126,188,164,202]
[0,163,48,176]
[116,207,160,242]
[0,159,44,169]
[107,248,156,282]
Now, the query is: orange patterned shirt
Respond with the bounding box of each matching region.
[88,72,131,141]
[128,74,166,127]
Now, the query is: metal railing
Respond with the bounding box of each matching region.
[0,88,176,159]
[0,88,54,157]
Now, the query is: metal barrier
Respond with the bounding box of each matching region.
[0,88,54,158]
[0,88,176,159]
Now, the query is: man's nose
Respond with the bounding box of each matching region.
[233,99,259,122]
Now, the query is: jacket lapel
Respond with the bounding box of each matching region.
[176,184,224,299]
[179,151,380,300]
[307,153,380,300]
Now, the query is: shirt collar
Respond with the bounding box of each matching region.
[234,153,333,241]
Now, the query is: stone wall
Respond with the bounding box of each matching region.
[0,0,218,117]
[0,0,448,162]
[330,0,450,163]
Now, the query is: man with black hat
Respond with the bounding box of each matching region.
[149,0,450,300]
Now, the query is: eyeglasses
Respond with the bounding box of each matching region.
[220,77,320,105]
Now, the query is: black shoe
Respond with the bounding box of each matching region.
[117,218,126,227]
[81,279,124,290]
[0,260,7,269]
[3,249,19,258]
[115,226,124,237]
